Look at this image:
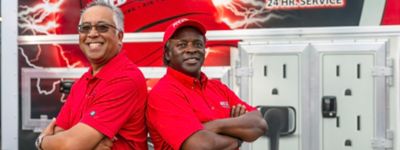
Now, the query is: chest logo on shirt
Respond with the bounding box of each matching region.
[90,111,96,117]
[220,101,230,109]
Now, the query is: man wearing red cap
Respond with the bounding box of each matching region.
[146,18,267,150]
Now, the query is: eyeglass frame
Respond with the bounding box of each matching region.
[77,22,121,34]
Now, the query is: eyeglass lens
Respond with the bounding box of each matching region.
[78,23,115,33]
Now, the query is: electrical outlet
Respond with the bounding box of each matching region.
[251,55,299,107]
[250,54,300,150]
[321,54,374,150]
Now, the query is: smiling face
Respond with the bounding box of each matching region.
[165,27,206,78]
[79,5,123,69]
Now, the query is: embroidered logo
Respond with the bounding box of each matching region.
[220,101,230,109]
[90,111,96,117]
[172,18,189,28]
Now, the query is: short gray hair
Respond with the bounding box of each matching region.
[79,0,124,32]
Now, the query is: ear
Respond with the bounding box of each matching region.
[118,31,124,45]
[165,49,171,62]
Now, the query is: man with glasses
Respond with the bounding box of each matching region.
[35,1,148,150]
[146,18,267,150]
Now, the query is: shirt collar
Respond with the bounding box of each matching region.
[84,52,127,80]
[166,67,208,89]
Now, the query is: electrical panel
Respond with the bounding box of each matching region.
[238,41,389,150]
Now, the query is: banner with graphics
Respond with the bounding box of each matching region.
[17,0,399,149]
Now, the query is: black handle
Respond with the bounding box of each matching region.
[322,96,337,118]
[60,80,75,94]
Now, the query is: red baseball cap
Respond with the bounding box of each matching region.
[163,18,207,46]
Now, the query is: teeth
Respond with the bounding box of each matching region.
[89,43,101,49]
[186,58,198,63]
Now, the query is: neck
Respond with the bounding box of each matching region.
[90,51,120,76]
[91,64,104,76]
[90,58,109,76]
[189,72,201,80]
[195,73,201,80]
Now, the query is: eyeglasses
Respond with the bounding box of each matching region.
[78,22,119,34]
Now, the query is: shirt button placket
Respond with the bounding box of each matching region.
[192,80,197,90]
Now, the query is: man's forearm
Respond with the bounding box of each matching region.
[40,125,74,150]
[41,132,73,150]
[181,130,239,150]
[54,126,65,134]
[208,133,241,150]
[204,111,267,142]
[40,123,104,150]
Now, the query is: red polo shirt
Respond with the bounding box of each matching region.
[56,52,148,150]
[147,67,256,150]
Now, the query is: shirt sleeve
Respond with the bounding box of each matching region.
[80,76,147,139]
[147,84,204,150]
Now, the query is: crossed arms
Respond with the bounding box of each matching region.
[181,105,268,150]
[37,76,146,150]
[38,121,112,150]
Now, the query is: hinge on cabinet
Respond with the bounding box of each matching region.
[235,67,253,77]
[372,66,392,76]
[371,130,394,149]
[371,138,393,149]
[372,58,394,86]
